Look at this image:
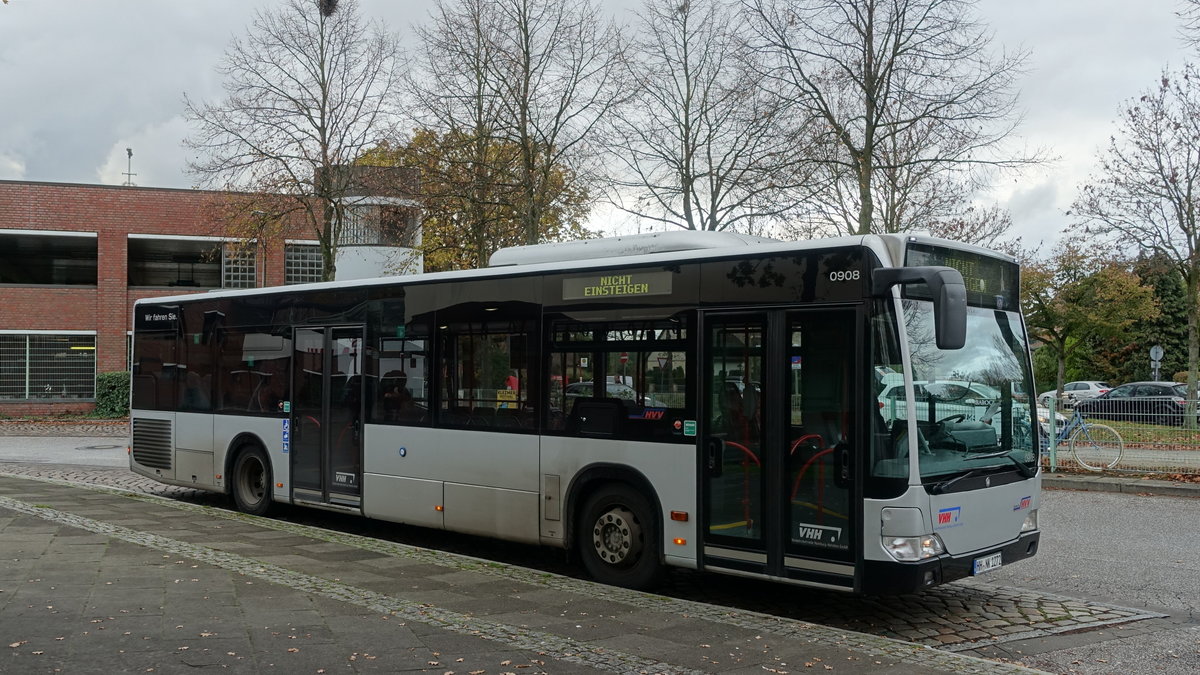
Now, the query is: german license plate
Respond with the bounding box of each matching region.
[972,552,1003,575]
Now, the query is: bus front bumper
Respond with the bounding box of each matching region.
[861,530,1040,595]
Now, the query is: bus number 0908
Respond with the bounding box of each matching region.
[828,270,860,282]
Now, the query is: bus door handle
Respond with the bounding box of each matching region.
[705,437,725,477]
[834,441,851,488]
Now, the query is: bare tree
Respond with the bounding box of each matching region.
[1073,64,1200,404]
[1179,0,1200,48]
[409,0,623,247]
[408,0,520,265]
[606,0,820,233]
[487,0,627,244]
[743,0,1036,237]
[184,0,405,281]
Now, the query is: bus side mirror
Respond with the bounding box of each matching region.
[872,266,966,350]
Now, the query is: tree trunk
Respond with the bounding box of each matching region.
[1055,343,1067,410]
[1185,265,1199,428]
[856,153,874,236]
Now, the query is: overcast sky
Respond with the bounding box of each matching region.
[0,0,1193,246]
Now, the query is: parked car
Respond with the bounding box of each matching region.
[879,379,1064,443]
[878,380,1001,422]
[1073,381,1192,426]
[1036,381,1111,407]
[564,381,667,408]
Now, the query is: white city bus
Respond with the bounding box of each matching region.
[129,231,1040,593]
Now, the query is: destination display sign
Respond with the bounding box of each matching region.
[905,243,1018,310]
[134,304,182,330]
[562,270,673,301]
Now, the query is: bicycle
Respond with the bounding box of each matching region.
[1044,407,1124,471]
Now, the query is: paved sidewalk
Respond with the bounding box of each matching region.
[1041,472,1200,498]
[0,474,1042,675]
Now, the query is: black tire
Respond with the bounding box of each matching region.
[577,483,664,590]
[231,446,273,516]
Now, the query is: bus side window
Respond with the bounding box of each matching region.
[438,318,534,433]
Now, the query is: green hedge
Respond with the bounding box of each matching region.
[94,371,130,418]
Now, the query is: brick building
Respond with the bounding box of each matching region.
[0,178,417,416]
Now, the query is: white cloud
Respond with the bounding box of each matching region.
[0,153,25,180]
[96,116,193,188]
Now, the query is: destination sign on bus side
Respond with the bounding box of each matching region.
[562,270,673,301]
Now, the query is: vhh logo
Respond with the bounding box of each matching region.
[937,506,961,527]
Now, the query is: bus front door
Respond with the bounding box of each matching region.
[291,326,365,509]
[702,309,859,590]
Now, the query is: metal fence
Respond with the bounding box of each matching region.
[1042,398,1200,476]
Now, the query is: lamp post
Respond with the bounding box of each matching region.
[251,210,272,287]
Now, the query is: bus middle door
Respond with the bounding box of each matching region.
[291,325,365,509]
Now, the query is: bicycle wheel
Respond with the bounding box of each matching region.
[1068,423,1123,471]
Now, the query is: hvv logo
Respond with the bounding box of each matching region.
[936,506,962,528]
[1013,496,1032,511]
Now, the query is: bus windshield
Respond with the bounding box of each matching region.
[881,300,1037,482]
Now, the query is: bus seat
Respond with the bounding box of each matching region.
[469,406,496,426]
[567,397,625,437]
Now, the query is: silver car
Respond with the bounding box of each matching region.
[1037,381,1111,407]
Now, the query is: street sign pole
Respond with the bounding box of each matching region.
[1150,345,1164,381]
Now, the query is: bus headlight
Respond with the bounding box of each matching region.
[883,533,945,561]
[1021,509,1038,532]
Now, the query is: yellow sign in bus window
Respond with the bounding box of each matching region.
[562,271,673,300]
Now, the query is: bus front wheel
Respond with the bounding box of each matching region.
[232,446,273,516]
[578,483,663,589]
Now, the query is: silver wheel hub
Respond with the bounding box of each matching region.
[592,506,640,565]
[241,459,264,500]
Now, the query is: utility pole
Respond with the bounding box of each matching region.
[122,148,137,186]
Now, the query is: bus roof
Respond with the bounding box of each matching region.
[488,230,780,266]
[132,232,1010,308]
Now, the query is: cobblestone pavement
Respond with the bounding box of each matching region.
[0,419,128,437]
[0,472,1041,675]
[0,463,1169,666]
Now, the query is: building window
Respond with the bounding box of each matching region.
[222,245,257,288]
[285,244,324,284]
[341,205,379,245]
[128,238,256,288]
[380,206,418,247]
[0,334,96,400]
[0,232,97,285]
[128,238,221,288]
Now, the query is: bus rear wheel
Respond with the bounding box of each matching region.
[578,483,663,589]
[232,446,273,516]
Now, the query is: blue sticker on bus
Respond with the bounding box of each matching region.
[282,419,290,454]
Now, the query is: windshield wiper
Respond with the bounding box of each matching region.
[930,468,982,495]
[965,450,1037,478]
[931,454,1036,494]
